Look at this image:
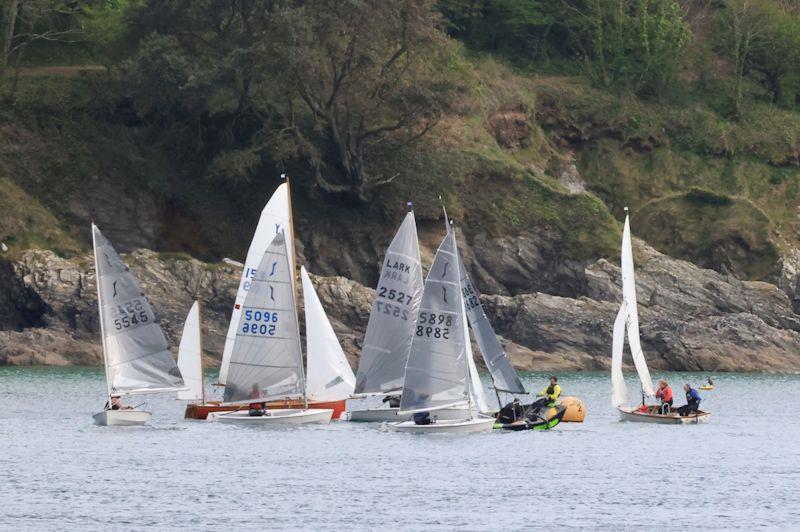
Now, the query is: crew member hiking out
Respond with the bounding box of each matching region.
[677,384,702,416]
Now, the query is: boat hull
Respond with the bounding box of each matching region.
[207,408,333,424]
[494,405,566,431]
[185,399,347,420]
[618,406,710,424]
[93,410,151,426]
[388,416,495,434]
[348,406,487,423]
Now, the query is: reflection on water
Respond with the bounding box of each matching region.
[1,366,798,529]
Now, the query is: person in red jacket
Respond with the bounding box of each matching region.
[655,380,673,414]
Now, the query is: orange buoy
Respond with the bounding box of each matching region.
[559,396,586,422]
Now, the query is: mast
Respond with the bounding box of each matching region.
[451,219,475,420]
[283,173,307,407]
[91,223,112,401]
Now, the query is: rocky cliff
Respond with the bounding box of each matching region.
[3,234,800,372]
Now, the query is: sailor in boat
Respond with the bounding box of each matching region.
[382,394,401,408]
[530,376,561,413]
[676,384,702,417]
[103,395,131,411]
[248,384,266,417]
[655,380,674,414]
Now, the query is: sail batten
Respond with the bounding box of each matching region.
[355,212,424,395]
[92,224,184,395]
[219,183,294,386]
[223,231,305,404]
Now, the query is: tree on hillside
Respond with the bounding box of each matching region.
[1,0,20,70]
[122,0,456,203]
[557,0,693,98]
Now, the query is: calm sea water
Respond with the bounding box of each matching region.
[1,367,798,530]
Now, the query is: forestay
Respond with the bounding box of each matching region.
[219,183,294,385]
[355,212,424,395]
[399,231,470,414]
[620,213,655,397]
[457,250,526,395]
[92,224,184,395]
[301,266,356,403]
[223,231,305,404]
[177,301,204,402]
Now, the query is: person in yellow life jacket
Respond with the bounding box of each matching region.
[530,376,561,412]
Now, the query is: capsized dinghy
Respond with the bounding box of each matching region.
[611,209,711,424]
[206,230,332,425]
[91,224,186,426]
[388,227,494,434]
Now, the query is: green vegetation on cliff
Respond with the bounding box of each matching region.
[3,1,800,285]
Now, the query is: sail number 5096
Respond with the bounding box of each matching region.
[242,309,278,335]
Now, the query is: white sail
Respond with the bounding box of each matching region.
[177,301,204,402]
[621,213,655,397]
[92,224,184,395]
[611,302,629,408]
[218,183,294,385]
[355,211,424,395]
[457,250,526,395]
[399,231,470,414]
[223,230,304,404]
[466,324,491,414]
[301,266,356,403]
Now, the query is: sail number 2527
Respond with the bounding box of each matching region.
[242,309,278,335]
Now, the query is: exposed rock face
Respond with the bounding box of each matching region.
[3,238,800,372]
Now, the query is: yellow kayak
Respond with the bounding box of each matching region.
[700,385,714,391]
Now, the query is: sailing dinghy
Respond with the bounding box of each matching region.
[184,180,353,419]
[348,209,425,422]
[389,227,495,434]
[207,230,333,424]
[91,224,186,426]
[611,209,710,424]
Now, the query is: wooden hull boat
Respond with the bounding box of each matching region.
[388,415,495,434]
[186,399,347,420]
[207,408,333,424]
[93,410,152,426]
[618,406,710,424]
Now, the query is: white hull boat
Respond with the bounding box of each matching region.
[618,406,710,425]
[93,409,152,426]
[208,408,333,424]
[388,415,495,434]
[348,406,476,422]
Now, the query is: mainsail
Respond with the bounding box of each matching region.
[301,266,356,403]
[92,224,184,395]
[456,249,526,395]
[355,211,424,395]
[218,183,294,385]
[620,212,655,397]
[223,230,304,404]
[177,301,204,402]
[399,231,470,414]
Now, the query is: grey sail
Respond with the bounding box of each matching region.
[456,250,526,395]
[92,225,184,395]
[399,231,470,414]
[355,212,424,394]
[223,230,305,404]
